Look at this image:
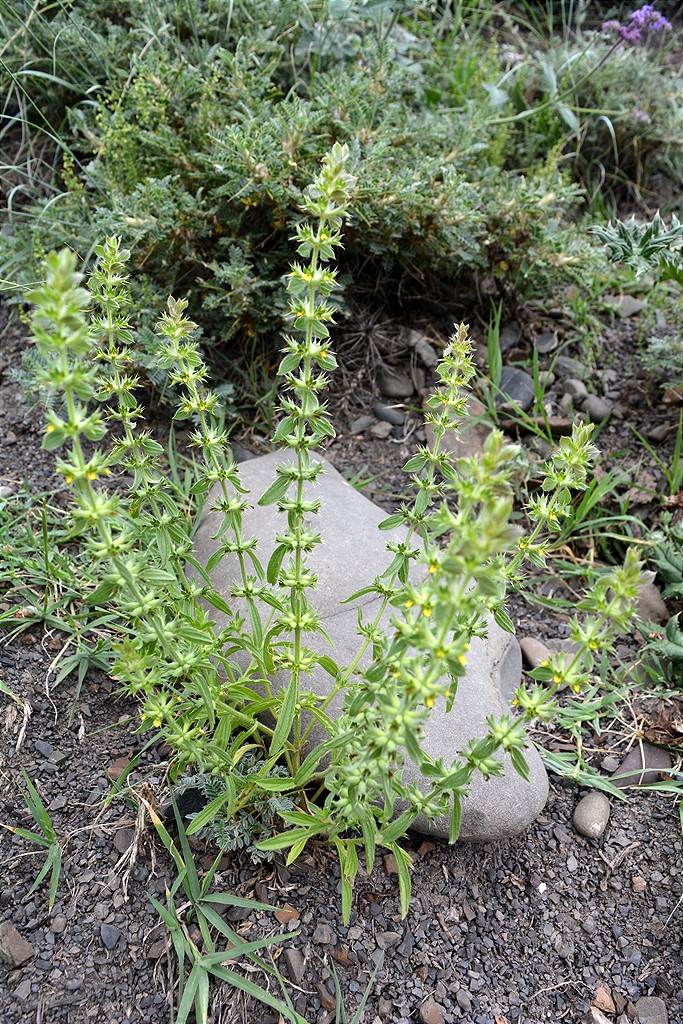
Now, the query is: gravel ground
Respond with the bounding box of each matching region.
[1,297,683,1024]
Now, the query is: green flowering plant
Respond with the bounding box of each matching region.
[20,144,642,922]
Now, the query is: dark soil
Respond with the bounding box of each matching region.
[1,294,683,1024]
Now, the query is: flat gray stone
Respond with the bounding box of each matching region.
[635,996,668,1024]
[499,324,522,353]
[193,452,548,841]
[584,395,612,422]
[611,742,672,790]
[555,355,587,380]
[373,402,405,427]
[496,367,536,412]
[534,332,558,354]
[377,364,414,399]
[563,379,588,403]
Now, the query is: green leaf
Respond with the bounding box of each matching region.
[510,747,531,782]
[258,475,291,507]
[449,794,462,843]
[493,605,515,634]
[207,964,307,1023]
[386,842,413,918]
[379,809,417,845]
[185,786,235,836]
[378,514,404,531]
[269,674,298,755]
[266,544,287,585]
[256,823,327,852]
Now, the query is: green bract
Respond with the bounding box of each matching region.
[22,145,642,922]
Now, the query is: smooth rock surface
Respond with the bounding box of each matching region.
[496,367,536,412]
[635,995,668,1023]
[520,636,552,669]
[193,452,548,841]
[611,742,672,790]
[573,791,611,838]
[584,395,612,422]
[377,364,414,399]
[636,582,669,624]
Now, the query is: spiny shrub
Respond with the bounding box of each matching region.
[17,145,643,920]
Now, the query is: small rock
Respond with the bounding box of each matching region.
[146,937,168,959]
[100,923,120,950]
[563,379,589,403]
[583,395,612,421]
[349,415,375,434]
[662,384,683,405]
[383,853,398,875]
[655,977,673,997]
[603,294,644,318]
[555,355,588,380]
[496,366,536,412]
[316,981,336,1011]
[456,989,472,1012]
[369,421,393,440]
[635,995,668,1023]
[594,984,616,1014]
[377,365,414,399]
[420,997,445,1024]
[282,947,306,985]
[373,402,405,427]
[601,755,620,773]
[520,637,552,669]
[535,331,558,354]
[573,791,611,838]
[611,742,672,790]
[637,582,668,624]
[0,921,33,967]
[499,324,522,352]
[274,904,300,926]
[50,915,68,935]
[590,1008,613,1024]
[0,485,15,499]
[113,828,136,854]
[66,978,83,992]
[34,739,53,758]
[402,329,440,369]
[14,978,32,1001]
[647,422,676,442]
[312,922,334,945]
[632,875,647,893]
[107,757,130,780]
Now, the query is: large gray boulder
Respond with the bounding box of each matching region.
[192,452,548,841]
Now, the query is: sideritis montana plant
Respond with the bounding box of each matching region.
[23,144,641,919]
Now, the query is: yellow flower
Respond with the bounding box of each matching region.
[422,606,432,617]
[405,598,414,609]
[426,696,435,709]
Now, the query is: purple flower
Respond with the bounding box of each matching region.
[601,3,672,45]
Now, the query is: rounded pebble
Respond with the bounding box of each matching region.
[573,791,611,838]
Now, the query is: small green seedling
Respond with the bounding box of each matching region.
[1,770,62,908]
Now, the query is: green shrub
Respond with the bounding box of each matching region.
[2,0,605,396]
